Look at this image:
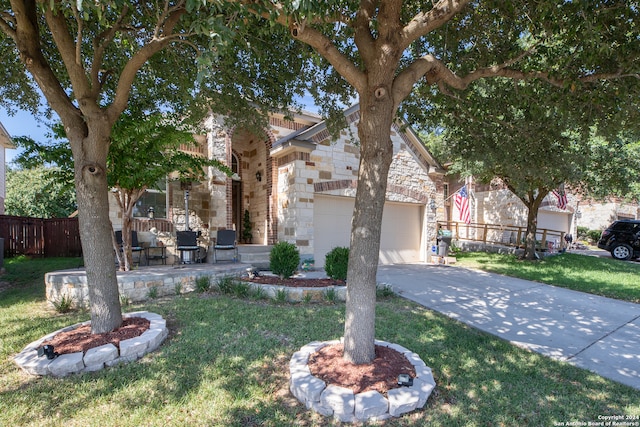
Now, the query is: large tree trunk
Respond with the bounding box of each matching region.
[343,95,395,365]
[524,203,539,260]
[70,124,122,334]
[522,191,545,260]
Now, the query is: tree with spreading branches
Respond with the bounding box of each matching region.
[218,0,639,364]
[0,0,304,333]
[419,78,640,260]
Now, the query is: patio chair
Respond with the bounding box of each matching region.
[214,229,238,263]
[176,230,201,264]
[115,230,144,265]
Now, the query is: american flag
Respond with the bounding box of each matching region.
[455,185,471,224]
[552,187,568,210]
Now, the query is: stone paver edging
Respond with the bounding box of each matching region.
[13,311,168,377]
[289,339,436,423]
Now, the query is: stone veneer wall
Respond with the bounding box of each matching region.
[206,114,230,232]
[276,157,316,259]
[577,201,639,231]
[275,117,443,261]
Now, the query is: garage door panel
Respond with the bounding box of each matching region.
[314,195,422,268]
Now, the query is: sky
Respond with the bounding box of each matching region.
[0,107,54,164]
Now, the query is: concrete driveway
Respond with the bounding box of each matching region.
[377,263,640,390]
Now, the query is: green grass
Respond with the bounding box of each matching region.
[455,252,640,303]
[1,257,639,426]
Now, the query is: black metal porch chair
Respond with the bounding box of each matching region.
[115,230,144,265]
[176,230,201,264]
[214,229,238,263]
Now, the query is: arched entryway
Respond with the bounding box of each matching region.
[228,128,275,245]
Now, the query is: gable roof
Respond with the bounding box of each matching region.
[271,104,444,173]
[0,121,15,149]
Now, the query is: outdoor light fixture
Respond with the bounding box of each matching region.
[148,206,155,219]
[37,345,58,360]
[397,374,413,387]
[429,199,437,211]
[255,171,262,182]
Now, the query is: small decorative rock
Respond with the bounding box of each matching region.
[13,311,168,377]
[289,338,436,423]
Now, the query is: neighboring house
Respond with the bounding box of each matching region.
[571,196,638,231]
[445,177,639,243]
[110,105,447,267]
[0,121,15,215]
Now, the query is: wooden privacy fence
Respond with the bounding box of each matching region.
[437,221,567,251]
[0,216,175,258]
[0,215,82,258]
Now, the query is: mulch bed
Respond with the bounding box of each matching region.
[42,317,150,355]
[242,275,345,288]
[308,343,416,395]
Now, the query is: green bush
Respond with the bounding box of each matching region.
[576,226,589,239]
[270,242,300,279]
[587,229,603,243]
[324,246,349,280]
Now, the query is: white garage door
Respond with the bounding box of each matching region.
[314,195,423,268]
[538,210,571,235]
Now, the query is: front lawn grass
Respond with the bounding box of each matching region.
[1,257,638,426]
[455,252,640,303]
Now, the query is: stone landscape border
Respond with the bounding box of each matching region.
[13,311,168,377]
[289,339,436,423]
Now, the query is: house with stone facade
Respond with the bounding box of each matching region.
[445,178,639,246]
[109,104,447,267]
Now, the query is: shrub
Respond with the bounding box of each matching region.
[196,275,211,293]
[249,286,267,300]
[587,229,603,244]
[232,281,251,298]
[577,226,589,239]
[275,288,288,304]
[119,293,130,307]
[270,242,300,279]
[324,246,349,280]
[216,276,236,294]
[147,286,158,299]
[323,288,337,304]
[51,293,75,313]
[376,284,395,299]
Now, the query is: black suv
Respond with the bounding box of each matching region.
[597,219,640,261]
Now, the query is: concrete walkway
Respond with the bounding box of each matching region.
[376,263,640,390]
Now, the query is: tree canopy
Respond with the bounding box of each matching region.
[218,0,639,363]
[5,164,76,218]
[2,0,638,358]
[417,77,640,258]
[0,0,306,333]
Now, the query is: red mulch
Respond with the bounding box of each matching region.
[243,275,345,288]
[308,343,416,395]
[42,317,150,355]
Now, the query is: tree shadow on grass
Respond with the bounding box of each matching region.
[1,294,638,426]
